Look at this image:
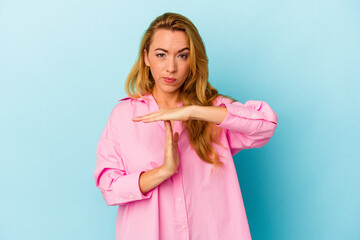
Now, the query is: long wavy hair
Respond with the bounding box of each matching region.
[125,12,236,173]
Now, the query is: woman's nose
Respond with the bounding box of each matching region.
[166,57,177,72]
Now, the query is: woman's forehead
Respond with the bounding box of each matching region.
[150,29,189,51]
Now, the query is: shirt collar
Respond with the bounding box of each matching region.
[116,93,152,103]
[117,93,183,107]
[117,92,184,135]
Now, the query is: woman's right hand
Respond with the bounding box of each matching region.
[161,120,180,177]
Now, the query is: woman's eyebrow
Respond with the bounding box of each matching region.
[154,47,190,53]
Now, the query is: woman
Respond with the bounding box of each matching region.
[95,12,278,240]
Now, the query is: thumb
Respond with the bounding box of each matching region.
[173,132,179,144]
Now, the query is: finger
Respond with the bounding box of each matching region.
[132,111,159,120]
[133,116,157,123]
[173,132,179,144]
[164,121,173,147]
[141,109,171,121]
[132,117,142,122]
[132,115,144,121]
[136,112,165,122]
[132,114,151,121]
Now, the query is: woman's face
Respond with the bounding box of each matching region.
[144,29,190,97]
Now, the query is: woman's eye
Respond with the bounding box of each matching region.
[156,53,165,58]
[179,54,188,59]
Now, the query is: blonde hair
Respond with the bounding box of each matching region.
[125,12,236,173]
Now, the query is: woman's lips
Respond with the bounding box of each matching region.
[163,77,176,83]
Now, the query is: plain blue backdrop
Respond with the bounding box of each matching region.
[1,0,359,239]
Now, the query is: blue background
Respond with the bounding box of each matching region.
[1,0,359,239]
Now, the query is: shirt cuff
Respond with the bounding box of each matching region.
[110,170,153,205]
[216,102,267,133]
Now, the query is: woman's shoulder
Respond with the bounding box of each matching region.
[112,95,149,112]
[212,94,236,106]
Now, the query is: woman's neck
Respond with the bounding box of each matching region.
[152,89,180,109]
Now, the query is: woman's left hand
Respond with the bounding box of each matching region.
[132,106,193,123]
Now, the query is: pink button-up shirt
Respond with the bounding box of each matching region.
[94,93,278,240]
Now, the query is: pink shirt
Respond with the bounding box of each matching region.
[94,93,278,240]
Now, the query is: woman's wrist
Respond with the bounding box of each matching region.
[189,105,227,124]
[158,166,176,179]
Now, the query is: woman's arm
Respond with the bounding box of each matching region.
[138,167,172,195]
[191,98,278,155]
[132,97,278,156]
[95,105,160,206]
[139,120,180,194]
[189,105,228,124]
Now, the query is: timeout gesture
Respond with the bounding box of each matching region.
[132,106,193,123]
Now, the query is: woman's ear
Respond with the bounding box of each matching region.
[144,49,150,67]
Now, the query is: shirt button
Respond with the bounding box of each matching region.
[129,195,134,199]
[237,111,241,115]
[251,114,257,118]
[177,197,182,202]
[181,225,186,230]
[119,197,123,201]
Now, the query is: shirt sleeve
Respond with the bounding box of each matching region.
[94,105,154,206]
[216,97,278,156]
